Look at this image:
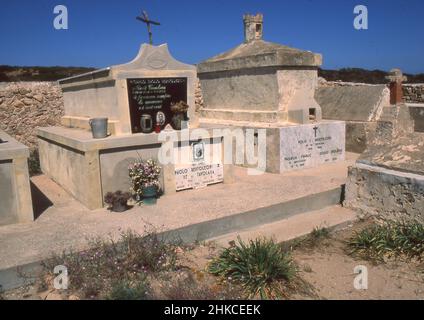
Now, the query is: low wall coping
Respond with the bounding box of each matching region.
[0,130,30,161]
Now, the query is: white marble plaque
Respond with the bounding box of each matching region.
[175,163,224,191]
[280,121,345,172]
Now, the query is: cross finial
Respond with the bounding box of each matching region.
[386,68,407,105]
[136,10,160,45]
[385,68,407,83]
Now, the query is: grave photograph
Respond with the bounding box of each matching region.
[0,0,424,308]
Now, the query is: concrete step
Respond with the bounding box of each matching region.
[161,187,344,244]
[208,205,357,247]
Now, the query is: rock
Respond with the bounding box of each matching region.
[22,98,33,105]
[33,94,43,102]
[68,295,80,300]
[45,292,64,300]
[11,100,25,108]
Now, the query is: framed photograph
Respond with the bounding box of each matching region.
[192,142,205,162]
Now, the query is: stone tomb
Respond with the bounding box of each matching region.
[58,44,198,134]
[197,14,345,173]
[37,44,229,210]
[0,130,33,225]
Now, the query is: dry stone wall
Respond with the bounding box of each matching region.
[0,82,64,149]
[403,84,424,103]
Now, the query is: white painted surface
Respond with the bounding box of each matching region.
[280,121,345,172]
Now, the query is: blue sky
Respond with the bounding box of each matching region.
[1,0,423,73]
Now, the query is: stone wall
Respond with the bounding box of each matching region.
[345,164,424,223]
[403,84,424,103]
[0,82,64,149]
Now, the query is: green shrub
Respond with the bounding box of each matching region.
[348,220,424,261]
[107,279,150,300]
[208,237,296,299]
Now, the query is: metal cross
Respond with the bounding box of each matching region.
[313,126,319,138]
[136,10,160,45]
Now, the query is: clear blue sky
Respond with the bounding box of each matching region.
[1,0,423,73]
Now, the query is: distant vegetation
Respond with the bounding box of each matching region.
[0,65,423,84]
[318,68,424,84]
[0,65,96,82]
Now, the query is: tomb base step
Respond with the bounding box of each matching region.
[208,205,357,247]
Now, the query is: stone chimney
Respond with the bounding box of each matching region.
[243,13,263,43]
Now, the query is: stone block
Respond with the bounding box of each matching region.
[0,130,33,225]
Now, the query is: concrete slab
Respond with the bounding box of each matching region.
[0,152,358,274]
[0,130,33,225]
[316,84,388,122]
[210,205,358,246]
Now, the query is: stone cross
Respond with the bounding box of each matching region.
[136,10,160,45]
[385,68,407,105]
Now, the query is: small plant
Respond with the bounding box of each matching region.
[129,158,161,200]
[208,236,296,299]
[107,279,150,300]
[290,226,331,250]
[28,148,42,177]
[41,229,178,299]
[0,285,5,300]
[170,101,189,130]
[347,219,424,262]
[162,274,244,300]
[310,226,331,240]
[104,190,131,212]
[170,100,189,114]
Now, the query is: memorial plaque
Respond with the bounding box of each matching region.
[175,163,224,191]
[280,122,345,172]
[127,77,187,133]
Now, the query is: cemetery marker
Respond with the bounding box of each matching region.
[136,10,160,45]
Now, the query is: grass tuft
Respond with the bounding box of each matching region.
[347,219,424,262]
[208,236,297,299]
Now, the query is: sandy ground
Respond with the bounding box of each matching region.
[290,222,424,300]
[190,221,424,300]
[2,221,423,300]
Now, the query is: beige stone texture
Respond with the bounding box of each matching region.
[58,44,198,135]
[37,126,231,209]
[0,130,33,225]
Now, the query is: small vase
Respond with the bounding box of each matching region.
[111,202,127,212]
[142,186,157,205]
[171,113,188,131]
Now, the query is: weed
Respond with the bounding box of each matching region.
[28,149,41,177]
[107,279,150,300]
[208,236,297,299]
[347,219,424,262]
[42,229,179,299]
[162,273,243,300]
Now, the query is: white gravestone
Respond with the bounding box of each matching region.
[279,121,345,172]
[174,140,224,190]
